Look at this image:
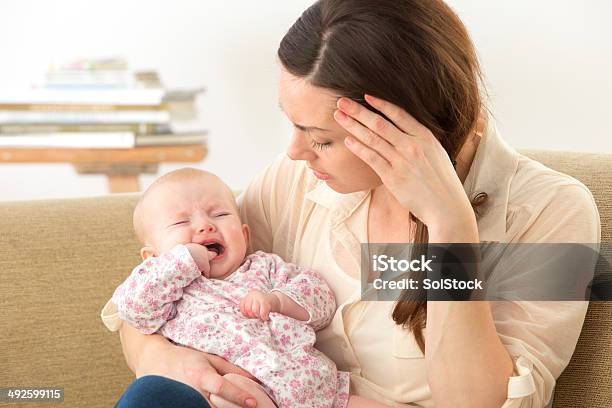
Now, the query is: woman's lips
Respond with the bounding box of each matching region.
[311,168,330,180]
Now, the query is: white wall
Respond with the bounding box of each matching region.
[0,0,610,201]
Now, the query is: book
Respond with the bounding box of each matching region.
[48,57,128,71]
[0,60,208,150]
[0,110,170,125]
[163,88,206,102]
[0,103,167,112]
[44,70,133,89]
[0,88,204,114]
[0,131,207,148]
[44,59,149,89]
[0,132,134,148]
[0,88,165,106]
[136,132,207,146]
[0,123,166,135]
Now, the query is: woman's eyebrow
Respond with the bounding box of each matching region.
[278,101,330,132]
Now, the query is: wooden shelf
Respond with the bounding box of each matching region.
[0,144,207,163]
[1,144,208,193]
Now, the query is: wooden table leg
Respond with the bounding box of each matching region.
[73,162,159,193]
[107,174,140,193]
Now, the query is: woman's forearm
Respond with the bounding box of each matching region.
[425,301,513,407]
[426,225,513,407]
[347,395,395,408]
[119,321,170,374]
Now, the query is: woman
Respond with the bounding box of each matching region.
[106,0,600,407]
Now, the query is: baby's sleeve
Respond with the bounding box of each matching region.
[263,253,336,331]
[111,245,202,334]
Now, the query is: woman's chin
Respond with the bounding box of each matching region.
[325,179,374,194]
[326,184,353,194]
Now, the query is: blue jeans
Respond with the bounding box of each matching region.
[115,376,211,408]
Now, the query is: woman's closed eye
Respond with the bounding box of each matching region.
[311,139,332,151]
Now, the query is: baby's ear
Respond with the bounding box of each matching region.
[242,224,251,249]
[140,246,157,261]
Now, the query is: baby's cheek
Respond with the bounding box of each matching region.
[228,224,246,239]
[228,228,248,253]
[232,232,248,250]
[160,231,189,252]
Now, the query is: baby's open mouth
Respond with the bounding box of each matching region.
[203,242,225,258]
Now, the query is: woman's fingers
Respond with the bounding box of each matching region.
[334,109,399,165]
[201,372,256,408]
[364,94,430,139]
[217,374,276,408]
[336,98,403,149]
[334,109,393,176]
[205,354,257,381]
[210,395,243,408]
[343,134,392,176]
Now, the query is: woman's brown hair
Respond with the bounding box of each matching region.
[278,0,487,353]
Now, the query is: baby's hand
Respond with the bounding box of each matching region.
[184,243,216,278]
[240,290,281,321]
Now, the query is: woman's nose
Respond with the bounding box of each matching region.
[286,131,317,161]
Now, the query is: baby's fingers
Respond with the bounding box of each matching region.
[240,297,253,318]
[260,303,271,321]
[250,300,261,319]
[239,298,246,316]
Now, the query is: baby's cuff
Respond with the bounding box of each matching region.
[270,288,314,325]
[100,299,122,332]
[169,244,202,279]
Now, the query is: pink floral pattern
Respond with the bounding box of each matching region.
[112,245,349,408]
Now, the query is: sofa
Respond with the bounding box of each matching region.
[1,150,610,408]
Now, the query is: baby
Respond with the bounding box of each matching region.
[110,168,349,408]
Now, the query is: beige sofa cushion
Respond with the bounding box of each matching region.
[0,193,141,408]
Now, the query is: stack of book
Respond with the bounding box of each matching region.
[0,58,207,149]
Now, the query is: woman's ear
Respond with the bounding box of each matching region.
[140,246,157,261]
[242,224,251,249]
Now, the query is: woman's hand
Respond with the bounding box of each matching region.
[121,323,257,407]
[334,95,478,241]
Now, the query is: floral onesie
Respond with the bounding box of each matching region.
[112,245,350,408]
